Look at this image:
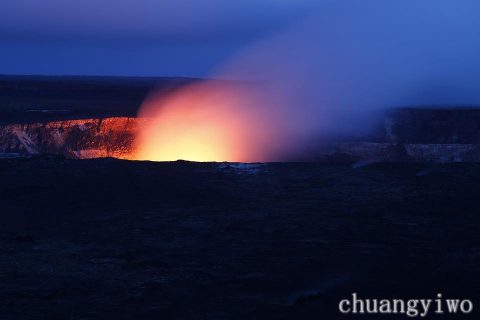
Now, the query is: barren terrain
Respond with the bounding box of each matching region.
[0,158,479,319]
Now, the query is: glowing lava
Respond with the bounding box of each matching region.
[133,81,282,162]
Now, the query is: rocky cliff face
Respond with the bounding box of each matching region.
[384,108,480,143]
[2,108,480,162]
[313,142,480,163]
[0,117,144,159]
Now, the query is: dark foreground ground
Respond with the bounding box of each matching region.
[1,158,480,319]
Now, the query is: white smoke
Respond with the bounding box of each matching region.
[137,0,480,161]
[212,0,480,141]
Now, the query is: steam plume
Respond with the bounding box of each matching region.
[135,0,480,162]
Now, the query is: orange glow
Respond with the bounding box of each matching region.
[133,81,281,162]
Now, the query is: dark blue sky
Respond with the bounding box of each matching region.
[0,0,314,77]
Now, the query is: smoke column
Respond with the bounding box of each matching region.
[135,0,480,162]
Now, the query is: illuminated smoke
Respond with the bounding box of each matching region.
[134,81,291,162]
[135,0,480,162]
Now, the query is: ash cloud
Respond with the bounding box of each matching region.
[135,0,480,161]
[208,0,480,153]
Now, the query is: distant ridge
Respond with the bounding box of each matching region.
[0,75,201,124]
